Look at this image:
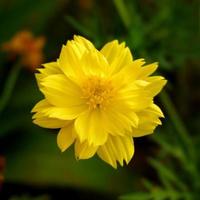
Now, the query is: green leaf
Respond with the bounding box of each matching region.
[120,192,153,200]
[65,15,94,38]
[120,190,193,200]
[152,134,187,165]
[149,158,187,191]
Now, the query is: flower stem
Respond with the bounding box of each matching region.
[0,62,21,114]
[159,91,195,161]
[113,0,131,29]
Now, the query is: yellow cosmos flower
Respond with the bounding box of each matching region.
[32,36,167,168]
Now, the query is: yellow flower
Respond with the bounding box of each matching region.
[32,36,167,168]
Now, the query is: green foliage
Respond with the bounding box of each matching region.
[0,0,63,43]
[66,0,198,70]
[120,125,200,199]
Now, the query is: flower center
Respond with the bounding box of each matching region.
[82,76,115,110]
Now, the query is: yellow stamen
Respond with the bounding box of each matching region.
[82,76,115,110]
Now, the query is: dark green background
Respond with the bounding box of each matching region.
[0,0,199,199]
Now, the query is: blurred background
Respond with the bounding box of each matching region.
[0,0,199,199]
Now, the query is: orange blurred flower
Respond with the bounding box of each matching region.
[0,156,5,189]
[2,30,45,70]
[78,0,94,10]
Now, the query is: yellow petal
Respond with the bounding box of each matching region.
[57,123,75,152]
[35,62,62,86]
[117,86,152,111]
[145,76,167,97]
[58,42,87,83]
[44,106,86,120]
[35,73,43,87]
[80,50,109,77]
[109,59,145,95]
[31,99,49,113]
[100,40,133,74]
[32,99,69,128]
[137,62,158,78]
[113,59,145,84]
[102,102,139,136]
[32,99,86,120]
[75,140,98,159]
[132,103,163,137]
[33,116,68,129]
[74,110,108,145]
[40,74,85,107]
[150,103,164,117]
[97,135,134,168]
[73,35,95,51]
[39,62,62,76]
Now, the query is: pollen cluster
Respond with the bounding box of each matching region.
[81,76,115,110]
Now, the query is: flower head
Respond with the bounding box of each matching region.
[32,36,167,168]
[2,30,45,70]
